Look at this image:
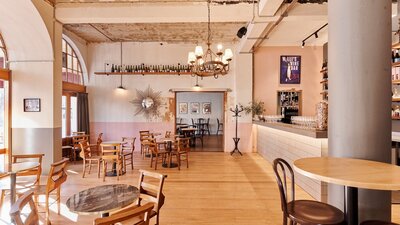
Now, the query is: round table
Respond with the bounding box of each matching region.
[101,141,127,176]
[66,184,139,217]
[293,157,400,225]
[0,161,40,204]
[158,138,178,168]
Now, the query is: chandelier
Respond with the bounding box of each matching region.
[187,0,233,79]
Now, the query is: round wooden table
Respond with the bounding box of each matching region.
[0,161,40,205]
[66,184,139,217]
[294,157,400,225]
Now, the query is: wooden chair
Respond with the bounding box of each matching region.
[203,118,211,135]
[100,143,123,182]
[90,133,103,156]
[148,140,169,170]
[94,202,154,225]
[121,137,136,171]
[139,130,151,158]
[72,135,88,161]
[273,158,345,225]
[79,140,102,178]
[72,131,85,135]
[25,158,69,225]
[0,154,44,210]
[9,190,39,225]
[164,131,171,138]
[137,170,167,225]
[216,118,223,135]
[175,137,190,170]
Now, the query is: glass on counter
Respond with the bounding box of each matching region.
[291,116,317,130]
[264,115,284,123]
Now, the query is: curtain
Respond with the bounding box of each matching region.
[77,92,90,134]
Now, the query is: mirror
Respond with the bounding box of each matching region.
[142,97,154,109]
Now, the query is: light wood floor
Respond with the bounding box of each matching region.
[1,152,400,225]
[191,135,224,152]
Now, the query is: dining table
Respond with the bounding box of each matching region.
[293,157,400,225]
[158,137,178,168]
[101,141,126,176]
[0,161,40,205]
[181,127,197,147]
[66,184,139,217]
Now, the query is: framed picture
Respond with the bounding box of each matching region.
[24,98,41,112]
[280,55,301,84]
[179,102,188,114]
[190,102,200,114]
[202,102,211,114]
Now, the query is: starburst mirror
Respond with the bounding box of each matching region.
[130,86,162,119]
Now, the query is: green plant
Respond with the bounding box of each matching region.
[242,100,266,118]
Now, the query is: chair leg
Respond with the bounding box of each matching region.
[150,154,153,168]
[82,160,86,178]
[117,161,120,181]
[57,187,61,215]
[103,161,106,182]
[0,189,5,211]
[155,155,158,170]
[97,160,101,178]
[88,161,92,174]
[186,152,189,168]
[177,154,180,170]
[131,154,134,170]
[45,193,51,225]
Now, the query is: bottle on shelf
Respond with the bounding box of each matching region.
[395,50,400,63]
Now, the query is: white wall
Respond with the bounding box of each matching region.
[176,92,224,134]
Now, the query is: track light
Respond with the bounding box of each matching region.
[301,41,305,48]
[237,26,247,38]
[301,23,327,49]
[314,32,318,38]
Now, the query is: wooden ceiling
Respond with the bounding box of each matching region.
[64,22,246,43]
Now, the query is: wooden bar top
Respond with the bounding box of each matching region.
[253,121,328,139]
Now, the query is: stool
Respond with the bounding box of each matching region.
[62,146,73,161]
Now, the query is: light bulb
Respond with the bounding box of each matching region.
[224,48,233,60]
[188,52,196,64]
[195,46,204,57]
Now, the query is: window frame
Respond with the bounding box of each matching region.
[62,38,84,85]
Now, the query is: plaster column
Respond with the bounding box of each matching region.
[328,0,392,222]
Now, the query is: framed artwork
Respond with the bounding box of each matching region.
[179,102,188,114]
[24,98,41,112]
[190,102,200,114]
[202,102,211,114]
[280,55,301,84]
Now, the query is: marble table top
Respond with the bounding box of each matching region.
[66,184,139,215]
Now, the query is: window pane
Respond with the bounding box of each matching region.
[62,96,66,137]
[67,54,72,69]
[62,39,66,53]
[67,43,72,55]
[70,96,77,133]
[62,52,67,68]
[73,57,78,71]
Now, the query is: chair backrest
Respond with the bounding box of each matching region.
[79,140,92,160]
[122,137,136,151]
[12,154,44,186]
[147,140,160,154]
[46,158,69,195]
[93,202,154,225]
[137,170,167,213]
[165,131,172,138]
[177,138,190,153]
[272,158,295,216]
[96,133,103,147]
[206,118,210,125]
[72,131,85,135]
[9,190,39,225]
[191,118,195,126]
[217,118,220,124]
[101,143,121,160]
[72,135,88,149]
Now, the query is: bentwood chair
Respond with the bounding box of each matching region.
[136,170,167,225]
[216,118,223,135]
[0,154,44,210]
[79,140,102,178]
[273,158,345,225]
[72,135,88,161]
[203,118,211,135]
[175,137,190,170]
[24,158,69,225]
[139,130,151,158]
[121,137,136,171]
[101,143,123,182]
[10,190,39,225]
[94,203,154,225]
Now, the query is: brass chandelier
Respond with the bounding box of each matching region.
[187,0,233,79]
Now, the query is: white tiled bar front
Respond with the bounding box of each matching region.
[254,122,328,202]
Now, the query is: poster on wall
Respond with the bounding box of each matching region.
[190,102,200,114]
[202,102,211,114]
[24,98,41,112]
[280,55,301,84]
[179,102,188,114]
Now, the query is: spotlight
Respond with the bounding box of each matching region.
[301,41,305,48]
[314,32,318,38]
[237,26,247,38]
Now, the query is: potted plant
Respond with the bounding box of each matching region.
[242,100,266,120]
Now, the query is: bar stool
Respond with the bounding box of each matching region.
[273,158,345,225]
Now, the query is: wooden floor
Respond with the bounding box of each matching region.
[191,134,224,152]
[1,151,400,225]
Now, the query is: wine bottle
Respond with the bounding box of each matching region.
[111,64,115,73]
[395,50,400,63]
[393,51,396,63]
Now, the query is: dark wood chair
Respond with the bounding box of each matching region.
[273,158,345,225]
[203,118,211,135]
[216,118,223,135]
[94,202,154,225]
[10,190,39,225]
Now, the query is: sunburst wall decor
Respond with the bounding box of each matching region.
[130,86,162,119]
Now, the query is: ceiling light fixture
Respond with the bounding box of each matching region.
[301,23,328,48]
[117,42,125,90]
[301,41,305,48]
[187,0,233,79]
[314,32,318,38]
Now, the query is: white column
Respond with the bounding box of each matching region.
[328,0,392,221]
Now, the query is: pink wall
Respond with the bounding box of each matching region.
[254,46,323,116]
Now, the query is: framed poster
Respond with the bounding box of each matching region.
[202,102,211,114]
[190,102,200,114]
[280,55,301,84]
[179,102,188,114]
[24,98,41,112]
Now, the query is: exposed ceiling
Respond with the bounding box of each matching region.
[63,22,246,43]
[51,0,255,4]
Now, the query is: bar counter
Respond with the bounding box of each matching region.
[254,121,328,202]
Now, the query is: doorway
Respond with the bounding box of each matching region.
[175,91,225,152]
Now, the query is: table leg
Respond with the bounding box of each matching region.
[10,172,16,205]
[346,186,358,225]
[396,142,400,165]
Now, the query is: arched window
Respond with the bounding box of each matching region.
[0,33,8,69]
[62,38,83,85]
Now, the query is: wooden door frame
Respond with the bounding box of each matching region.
[0,69,11,169]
